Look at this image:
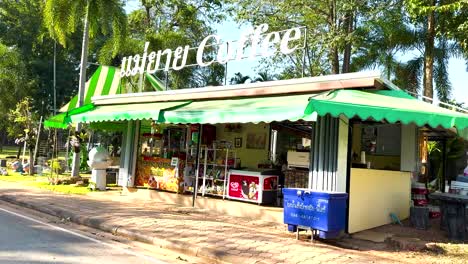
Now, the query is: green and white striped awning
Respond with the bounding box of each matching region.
[59,66,167,112]
[59,65,122,112]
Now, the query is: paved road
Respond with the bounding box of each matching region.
[0,205,168,264]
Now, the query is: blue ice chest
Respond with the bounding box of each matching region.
[283,188,348,239]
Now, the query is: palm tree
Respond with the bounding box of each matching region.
[391,39,458,103]
[404,0,467,102]
[254,71,276,82]
[44,0,126,177]
[230,72,251,85]
[350,12,417,80]
[351,8,457,103]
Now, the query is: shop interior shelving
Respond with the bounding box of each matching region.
[200,147,236,198]
[185,146,204,194]
[184,146,236,198]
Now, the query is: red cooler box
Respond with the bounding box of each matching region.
[227,170,279,204]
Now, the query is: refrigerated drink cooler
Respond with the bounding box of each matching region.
[227,170,279,204]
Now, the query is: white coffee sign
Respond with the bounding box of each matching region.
[120,24,303,77]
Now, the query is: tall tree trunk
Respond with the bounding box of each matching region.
[29,147,34,176]
[423,3,436,102]
[145,7,151,26]
[142,0,152,29]
[329,0,340,74]
[342,11,353,73]
[16,144,21,159]
[0,129,4,153]
[331,48,340,74]
[71,3,90,178]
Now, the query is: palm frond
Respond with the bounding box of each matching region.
[393,57,423,93]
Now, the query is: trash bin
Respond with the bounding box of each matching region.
[0,159,7,168]
[283,188,348,239]
[429,192,468,241]
[410,206,430,230]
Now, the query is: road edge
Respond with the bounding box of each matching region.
[0,193,250,264]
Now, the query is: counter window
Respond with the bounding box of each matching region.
[352,123,402,171]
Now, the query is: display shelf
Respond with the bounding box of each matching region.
[183,146,236,199]
[205,163,227,166]
[201,147,236,199]
[204,193,224,197]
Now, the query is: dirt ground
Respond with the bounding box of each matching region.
[332,218,468,264]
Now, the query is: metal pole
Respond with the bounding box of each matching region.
[224,43,229,86]
[441,139,447,192]
[33,116,43,165]
[65,129,71,172]
[21,137,27,165]
[71,2,90,178]
[53,41,57,115]
[308,122,316,190]
[302,27,308,78]
[192,124,202,207]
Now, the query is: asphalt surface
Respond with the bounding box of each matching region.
[0,205,169,264]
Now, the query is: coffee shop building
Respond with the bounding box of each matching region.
[45,65,468,235]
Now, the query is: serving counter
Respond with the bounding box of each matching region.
[348,168,411,233]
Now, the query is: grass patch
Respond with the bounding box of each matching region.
[26,182,90,195]
[0,146,25,159]
[429,243,468,257]
[0,174,42,182]
[0,170,90,195]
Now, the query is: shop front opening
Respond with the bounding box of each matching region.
[133,120,317,206]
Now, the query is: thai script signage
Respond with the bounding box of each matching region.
[283,195,329,228]
[120,24,305,77]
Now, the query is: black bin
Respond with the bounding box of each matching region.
[410,206,430,230]
[429,192,468,241]
[0,159,7,168]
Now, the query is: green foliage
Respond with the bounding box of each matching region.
[51,159,62,174]
[0,44,34,131]
[8,98,38,150]
[0,0,81,116]
[427,138,465,190]
[231,0,466,103]
[0,173,39,182]
[254,71,276,82]
[402,0,468,101]
[28,181,91,195]
[102,0,226,89]
[427,141,440,156]
[230,72,251,84]
[67,143,89,172]
[43,0,127,57]
[0,170,90,194]
[87,181,96,190]
[231,0,397,75]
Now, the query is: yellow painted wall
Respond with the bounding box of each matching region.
[348,168,411,233]
[215,123,269,169]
